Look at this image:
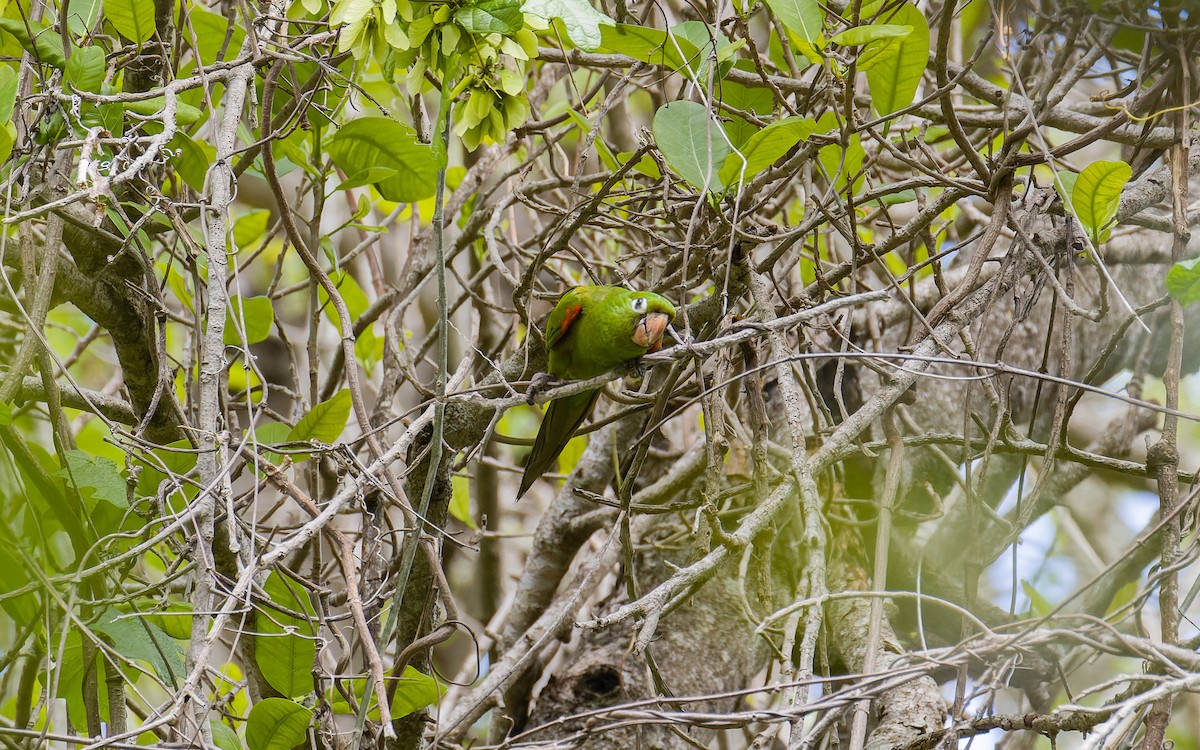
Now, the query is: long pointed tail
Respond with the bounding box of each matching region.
[517,389,599,499]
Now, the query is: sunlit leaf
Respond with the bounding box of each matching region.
[762,0,822,43]
[66,45,106,93]
[865,2,928,115]
[288,389,352,445]
[225,296,275,346]
[1071,159,1131,244]
[105,0,157,43]
[1166,258,1200,306]
[455,0,523,34]
[653,100,730,192]
[327,118,437,202]
[255,572,317,698]
[523,0,613,49]
[61,450,127,509]
[246,698,311,750]
[94,608,186,686]
[719,115,815,187]
[829,22,909,46]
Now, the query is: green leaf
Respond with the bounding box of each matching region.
[0,401,10,426]
[61,450,127,509]
[328,667,440,719]
[246,698,312,750]
[522,0,614,50]
[94,608,186,686]
[1166,259,1200,306]
[865,2,928,115]
[124,96,204,124]
[186,8,246,65]
[0,123,14,165]
[715,74,774,148]
[288,389,352,445]
[818,133,865,193]
[1071,160,1131,244]
[225,296,275,346]
[1054,170,1078,207]
[1020,580,1053,617]
[317,270,370,332]
[211,721,242,750]
[66,0,104,34]
[0,18,67,69]
[671,21,743,79]
[597,24,701,72]
[133,439,198,499]
[874,188,916,205]
[829,22,909,46]
[449,474,475,528]
[653,100,730,192]
[255,572,317,698]
[145,601,194,640]
[762,0,822,43]
[233,210,271,248]
[391,666,442,717]
[66,45,106,92]
[105,0,157,43]
[170,132,214,191]
[455,0,523,34]
[336,165,398,191]
[327,118,437,203]
[719,115,815,187]
[0,65,16,123]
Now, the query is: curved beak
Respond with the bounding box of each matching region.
[632,311,672,350]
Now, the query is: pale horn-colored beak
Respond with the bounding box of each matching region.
[632,311,671,349]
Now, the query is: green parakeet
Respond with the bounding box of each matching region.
[518,286,677,499]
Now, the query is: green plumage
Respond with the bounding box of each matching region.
[518,286,676,499]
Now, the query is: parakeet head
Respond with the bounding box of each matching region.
[627,292,676,351]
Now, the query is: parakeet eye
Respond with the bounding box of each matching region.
[632,297,648,314]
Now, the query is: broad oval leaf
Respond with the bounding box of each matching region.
[1072,159,1131,243]
[210,722,241,750]
[1054,170,1078,207]
[246,698,312,750]
[0,18,67,69]
[288,389,352,445]
[187,8,246,65]
[720,115,816,187]
[829,22,910,47]
[66,45,106,93]
[653,101,730,192]
[597,24,702,72]
[94,608,185,686]
[105,0,157,43]
[255,572,317,698]
[762,0,822,43]
[1166,259,1200,306]
[522,0,613,50]
[225,296,275,346]
[169,132,214,192]
[0,65,16,123]
[818,133,866,194]
[327,117,437,203]
[865,2,928,115]
[455,0,523,34]
[328,667,440,719]
[255,624,316,696]
[392,666,442,718]
[61,450,127,509]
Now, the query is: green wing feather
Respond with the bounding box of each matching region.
[517,389,600,499]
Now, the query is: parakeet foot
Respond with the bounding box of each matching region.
[525,371,558,404]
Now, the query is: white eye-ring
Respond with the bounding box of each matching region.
[632,297,648,313]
